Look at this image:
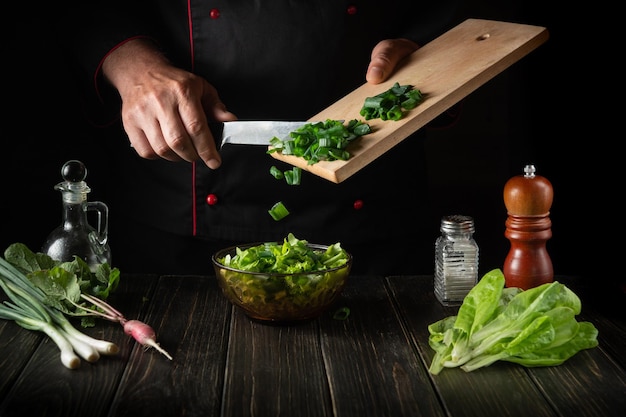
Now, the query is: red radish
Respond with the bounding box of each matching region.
[79,293,173,360]
[122,319,173,360]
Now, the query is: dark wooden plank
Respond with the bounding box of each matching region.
[0,274,158,417]
[222,306,332,417]
[319,275,445,417]
[3,273,622,417]
[0,309,43,400]
[385,275,555,417]
[578,310,626,370]
[560,276,626,370]
[526,348,626,417]
[523,276,626,417]
[108,275,231,417]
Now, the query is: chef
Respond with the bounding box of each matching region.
[62,0,462,275]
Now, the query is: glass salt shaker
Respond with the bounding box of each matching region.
[41,160,112,271]
[434,215,479,306]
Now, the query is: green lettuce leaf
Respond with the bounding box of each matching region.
[428,269,599,374]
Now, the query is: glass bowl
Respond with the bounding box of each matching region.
[212,242,352,323]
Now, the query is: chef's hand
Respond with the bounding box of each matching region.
[366,38,419,84]
[102,38,236,169]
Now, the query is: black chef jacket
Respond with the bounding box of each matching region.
[62,0,462,274]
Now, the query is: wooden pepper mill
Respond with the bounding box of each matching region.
[503,164,554,289]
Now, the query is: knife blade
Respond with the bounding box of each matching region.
[209,121,310,148]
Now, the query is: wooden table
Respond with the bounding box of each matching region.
[1,274,624,417]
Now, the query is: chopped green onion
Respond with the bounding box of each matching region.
[359,82,424,121]
[328,149,350,160]
[284,170,295,185]
[268,201,290,221]
[401,97,419,110]
[317,137,333,148]
[385,104,403,121]
[284,167,301,185]
[352,123,372,136]
[363,96,389,109]
[267,119,372,165]
[269,166,284,179]
[332,307,351,320]
[269,166,302,185]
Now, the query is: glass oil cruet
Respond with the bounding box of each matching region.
[42,160,112,270]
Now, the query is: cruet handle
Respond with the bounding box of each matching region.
[86,200,109,248]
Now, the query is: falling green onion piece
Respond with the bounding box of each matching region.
[269,166,284,179]
[270,166,302,185]
[268,201,290,221]
[333,307,351,320]
[286,167,302,185]
[284,170,295,185]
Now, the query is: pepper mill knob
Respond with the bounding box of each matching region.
[503,164,553,216]
[503,164,554,289]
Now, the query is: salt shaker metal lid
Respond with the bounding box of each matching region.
[440,215,475,234]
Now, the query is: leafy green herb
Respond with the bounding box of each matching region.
[428,269,599,374]
[359,82,424,121]
[3,243,120,327]
[267,119,372,165]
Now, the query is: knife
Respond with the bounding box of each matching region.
[209,121,310,148]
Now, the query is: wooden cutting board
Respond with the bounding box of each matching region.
[269,19,549,183]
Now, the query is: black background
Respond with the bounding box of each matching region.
[2,3,611,285]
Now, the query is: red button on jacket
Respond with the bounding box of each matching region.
[206,194,218,205]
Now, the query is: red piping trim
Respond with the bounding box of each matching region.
[187,1,198,236]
